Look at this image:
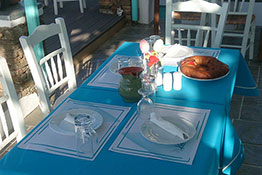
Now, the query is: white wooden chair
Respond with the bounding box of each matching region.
[53,0,87,15]
[0,57,27,150]
[165,0,229,48]
[19,17,77,115]
[218,0,256,59]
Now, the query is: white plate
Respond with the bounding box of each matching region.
[49,109,103,136]
[141,115,196,145]
[178,67,230,81]
[161,45,194,66]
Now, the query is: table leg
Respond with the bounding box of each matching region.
[258,29,262,61]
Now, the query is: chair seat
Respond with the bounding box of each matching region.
[226,14,256,25]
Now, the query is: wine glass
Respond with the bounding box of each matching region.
[137,78,155,119]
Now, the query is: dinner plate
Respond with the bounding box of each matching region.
[49,109,103,136]
[140,115,196,145]
[178,67,230,81]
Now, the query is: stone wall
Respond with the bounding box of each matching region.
[0,23,36,98]
[98,0,132,21]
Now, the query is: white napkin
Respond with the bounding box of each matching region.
[161,44,193,66]
[64,113,74,124]
[149,113,188,140]
[163,44,181,57]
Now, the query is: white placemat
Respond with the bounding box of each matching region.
[86,55,124,89]
[109,103,210,165]
[18,99,131,161]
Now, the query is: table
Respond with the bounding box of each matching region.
[81,42,259,106]
[0,42,258,175]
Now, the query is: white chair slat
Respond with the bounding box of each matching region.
[195,29,200,46]
[203,30,211,47]
[187,29,191,46]
[42,68,50,89]
[48,77,70,95]
[51,57,58,84]
[0,106,9,139]
[39,48,65,65]
[239,0,245,12]
[45,61,54,87]
[57,53,63,80]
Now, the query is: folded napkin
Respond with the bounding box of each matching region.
[149,113,188,140]
[64,113,91,125]
[64,113,75,124]
[161,44,193,67]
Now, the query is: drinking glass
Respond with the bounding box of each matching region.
[117,56,129,70]
[137,78,155,119]
[128,56,144,68]
[74,114,98,156]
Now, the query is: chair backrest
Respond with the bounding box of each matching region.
[218,0,255,55]
[165,0,229,48]
[220,0,255,14]
[19,17,76,115]
[0,57,26,150]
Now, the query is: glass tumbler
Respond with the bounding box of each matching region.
[117,56,129,70]
[74,114,98,156]
[137,79,155,120]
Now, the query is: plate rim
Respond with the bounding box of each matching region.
[178,64,230,81]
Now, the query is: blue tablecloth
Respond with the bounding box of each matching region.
[0,88,241,175]
[0,42,257,175]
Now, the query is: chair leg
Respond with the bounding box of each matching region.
[249,20,256,60]
[241,38,247,59]
[79,0,84,13]
[83,0,86,9]
[44,0,49,6]
[53,0,58,15]
[59,1,63,8]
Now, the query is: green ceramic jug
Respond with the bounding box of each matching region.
[118,67,144,103]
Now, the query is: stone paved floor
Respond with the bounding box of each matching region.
[1,20,262,174]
